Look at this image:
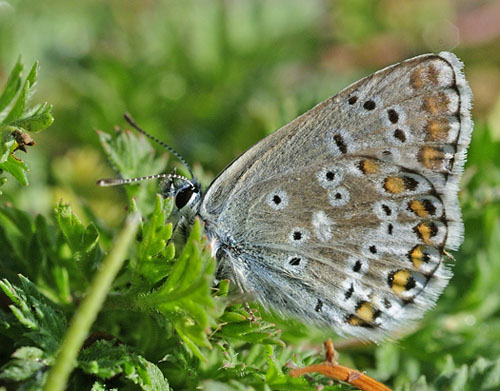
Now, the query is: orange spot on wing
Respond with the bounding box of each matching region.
[422,93,450,115]
[418,146,445,170]
[426,119,450,141]
[360,159,380,174]
[384,176,405,194]
[410,68,424,90]
[408,200,429,218]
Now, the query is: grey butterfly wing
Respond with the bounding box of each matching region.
[207,157,453,340]
[199,52,472,339]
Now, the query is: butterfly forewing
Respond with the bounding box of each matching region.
[199,52,472,340]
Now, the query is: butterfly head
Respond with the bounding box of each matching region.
[161,174,202,218]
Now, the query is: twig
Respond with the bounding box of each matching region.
[289,339,392,391]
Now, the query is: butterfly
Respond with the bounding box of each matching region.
[99,51,472,341]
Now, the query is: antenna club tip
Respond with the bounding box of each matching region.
[96,178,116,187]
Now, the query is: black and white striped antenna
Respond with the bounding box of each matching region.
[123,113,194,179]
[97,114,195,188]
[97,173,195,188]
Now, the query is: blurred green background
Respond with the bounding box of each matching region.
[1,0,500,387]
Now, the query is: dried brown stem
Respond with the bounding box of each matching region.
[289,339,392,391]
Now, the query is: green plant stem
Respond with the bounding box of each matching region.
[43,213,140,391]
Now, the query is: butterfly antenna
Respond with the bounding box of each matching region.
[123,112,194,179]
[97,173,195,188]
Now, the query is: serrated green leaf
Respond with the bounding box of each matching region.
[25,62,38,87]
[2,62,38,126]
[163,242,175,260]
[79,341,138,379]
[79,340,170,391]
[219,320,283,346]
[121,216,216,361]
[10,107,54,133]
[54,201,101,272]
[90,381,116,391]
[219,311,248,323]
[160,218,203,294]
[0,203,34,237]
[0,129,16,163]
[135,195,174,284]
[0,59,52,189]
[214,279,230,297]
[97,129,167,180]
[2,75,29,125]
[176,325,207,363]
[0,347,47,381]
[0,57,23,114]
[97,128,168,214]
[0,153,28,185]
[54,201,86,250]
[0,275,66,354]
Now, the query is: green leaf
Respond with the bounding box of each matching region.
[97,128,168,215]
[107,217,216,362]
[10,104,54,133]
[136,195,174,284]
[2,71,30,125]
[79,340,170,391]
[218,315,284,347]
[1,62,38,126]
[54,200,101,273]
[0,57,23,114]
[90,382,114,391]
[0,59,53,187]
[0,346,47,381]
[0,202,34,237]
[0,127,16,163]
[0,275,66,354]
[97,128,168,181]
[0,154,28,185]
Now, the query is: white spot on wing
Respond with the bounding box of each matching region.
[317,166,344,189]
[328,186,350,207]
[288,227,310,245]
[266,189,289,210]
[312,211,334,242]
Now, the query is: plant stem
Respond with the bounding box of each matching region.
[43,213,140,391]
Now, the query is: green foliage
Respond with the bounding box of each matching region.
[97,129,167,216]
[55,201,102,275]
[1,127,330,390]
[79,340,170,391]
[0,275,65,354]
[0,58,53,190]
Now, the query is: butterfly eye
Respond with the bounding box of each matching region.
[175,186,194,209]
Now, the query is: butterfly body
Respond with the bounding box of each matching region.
[168,52,472,340]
